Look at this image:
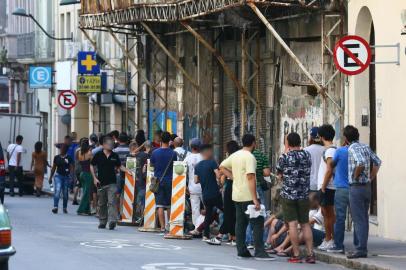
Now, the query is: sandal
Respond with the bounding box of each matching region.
[305,254,316,264]
[288,256,303,263]
[277,251,289,257]
[266,249,278,254]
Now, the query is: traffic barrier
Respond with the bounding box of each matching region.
[139,159,160,232]
[118,171,136,226]
[165,161,191,240]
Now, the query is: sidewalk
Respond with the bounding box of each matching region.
[314,232,406,270]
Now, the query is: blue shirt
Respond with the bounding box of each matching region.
[333,146,349,188]
[348,142,381,184]
[194,159,220,200]
[150,148,177,182]
[67,143,79,161]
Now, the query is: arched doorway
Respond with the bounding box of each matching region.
[354,7,377,215]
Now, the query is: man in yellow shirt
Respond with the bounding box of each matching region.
[220,134,274,261]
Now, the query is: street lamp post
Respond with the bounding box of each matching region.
[12,8,73,41]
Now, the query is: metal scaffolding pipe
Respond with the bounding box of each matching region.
[107,28,167,105]
[180,21,258,108]
[248,2,322,93]
[249,2,342,112]
[140,22,203,95]
[80,28,120,72]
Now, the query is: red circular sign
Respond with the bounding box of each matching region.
[58,90,77,110]
[333,35,372,76]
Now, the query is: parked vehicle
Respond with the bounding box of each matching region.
[0,204,16,270]
[0,114,42,195]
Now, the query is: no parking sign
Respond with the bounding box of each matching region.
[333,35,372,76]
[58,90,77,110]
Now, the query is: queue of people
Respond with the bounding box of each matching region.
[4,122,381,263]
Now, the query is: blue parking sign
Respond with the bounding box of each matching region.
[78,51,100,74]
[29,66,52,89]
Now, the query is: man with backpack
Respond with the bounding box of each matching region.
[317,124,337,251]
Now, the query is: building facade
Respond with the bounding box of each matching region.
[348,0,406,241]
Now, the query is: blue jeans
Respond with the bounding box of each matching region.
[54,174,70,209]
[334,188,349,249]
[349,184,371,255]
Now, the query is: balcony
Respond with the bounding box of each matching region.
[17,32,35,59]
[17,31,55,61]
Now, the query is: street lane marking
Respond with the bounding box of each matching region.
[140,243,182,251]
[141,263,257,270]
[80,239,134,249]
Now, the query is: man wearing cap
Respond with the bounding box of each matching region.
[304,127,325,192]
[184,138,203,226]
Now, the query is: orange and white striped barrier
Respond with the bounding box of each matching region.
[118,171,136,226]
[165,161,191,239]
[139,159,160,232]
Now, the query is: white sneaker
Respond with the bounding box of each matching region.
[207,237,222,246]
[324,240,335,250]
[317,240,328,251]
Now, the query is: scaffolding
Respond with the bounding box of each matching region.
[79,0,345,153]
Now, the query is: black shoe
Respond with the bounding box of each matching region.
[108,222,117,230]
[98,224,106,229]
[255,253,276,261]
[238,251,253,259]
[18,192,23,197]
[347,252,367,259]
[72,200,79,205]
[63,208,68,214]
[52,208,58,214]
[10,193,15,197]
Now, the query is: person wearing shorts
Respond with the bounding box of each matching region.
[317,124,337,251]
[277,132,314,264]
[150,132,177,231]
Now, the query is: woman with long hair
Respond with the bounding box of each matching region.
[219,140,240,245]
[76,139,93,215]
[31,141,48,197]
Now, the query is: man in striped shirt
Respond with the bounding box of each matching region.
[345,125,381,259]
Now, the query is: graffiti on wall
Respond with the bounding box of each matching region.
[148,109,177,140]
[280,101,324,150]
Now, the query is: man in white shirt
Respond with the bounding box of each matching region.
[184,138,203,226]
[304,127,325,192]
[7,135,24,197]
[316,124,337,251]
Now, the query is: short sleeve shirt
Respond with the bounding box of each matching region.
[91,151,121,186]
[332,146,349,188]
[252,150,270,187]
[150,148,177,182]
[53,155,73,176]
[194,159,220,200]
[220,149,256,202]
[7,144,24,167]
[277,150,311,200]
[317,147,336,190]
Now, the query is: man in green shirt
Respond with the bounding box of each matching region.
[252,149,271,208]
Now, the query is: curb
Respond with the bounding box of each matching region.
[314,251,391,270]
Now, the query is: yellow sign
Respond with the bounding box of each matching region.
[77,75,101,93]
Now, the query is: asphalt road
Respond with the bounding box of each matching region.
[6,195,347,270]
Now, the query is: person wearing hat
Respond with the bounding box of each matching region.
[304,127,325,192]
[184,138,203,226]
